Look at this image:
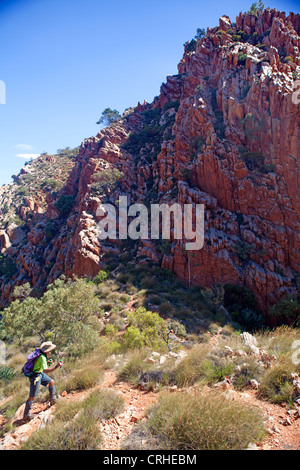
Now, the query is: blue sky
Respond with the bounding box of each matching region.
[0,0,299,186]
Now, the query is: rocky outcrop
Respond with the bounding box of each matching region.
[0,8,299,315]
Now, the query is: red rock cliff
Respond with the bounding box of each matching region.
[0,8,299,315]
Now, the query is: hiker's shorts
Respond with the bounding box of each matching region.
[29,372,52,397]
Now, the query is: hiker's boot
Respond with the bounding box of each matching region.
[23,401,33,422]
[49,385,57,406]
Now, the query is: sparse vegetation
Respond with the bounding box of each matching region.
[90,168,123,194]
[238,52,248,65]
[0,255,17,280]
[54,194,74,216]
[21,412,102,450]
[83,389,125,420]
[259,362,295,404]
[270,295,300,327]
[117,349,153,384]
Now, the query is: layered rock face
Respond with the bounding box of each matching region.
[0,8,299,314]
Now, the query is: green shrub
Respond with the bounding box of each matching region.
[259,163,276,174]
[54,194,74,215]
[90,168,123,194]
[180,168,193,184]
[141,276,157,290]
[124,307,168,350]
[238,52,248,65]
[94,270,108,284]
[0,255,18,279]
[162,100,180,112]
[200,358,235,385]
[270,295,300,326]
[146,392,266,450]
[169,321,187,339]
[159,301,174,316]
[241,84,250,99]
[213,121,226,140]
[149,295,162,305]
[194,28,205,40]
[224,284,263,330]
[240,150,265,170]
[96,108,121,126]
[184,39,197,52]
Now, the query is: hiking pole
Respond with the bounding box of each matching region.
[57,359,64,397]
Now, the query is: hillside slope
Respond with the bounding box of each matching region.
[0,8,299,314]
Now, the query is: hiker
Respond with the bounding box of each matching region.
[23,341,62,422]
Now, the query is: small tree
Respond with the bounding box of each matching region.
[54,194,74,216]
[90,168,123,194]
[94,270,108,285]
[96,108,121,126]
[248,1,264,15]
[257,0,265,10]
[1,279,102,356]
[195,28,206,40]
[0,255,17,280]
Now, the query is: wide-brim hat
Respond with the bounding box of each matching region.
[40,341,56,353]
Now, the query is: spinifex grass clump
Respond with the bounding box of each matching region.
[54,400,83,422]
[168,344,211,386]
[21,412,102,450]
[259,362,295,405]
[64,366,103,393]
[168,344,236,387]
[83,389,125,421]
[117,349,153,385]
[146,392,266,450]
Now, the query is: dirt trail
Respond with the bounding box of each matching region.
[62,370,158,450]
[234,389,300,450]
[96,370,157,450]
